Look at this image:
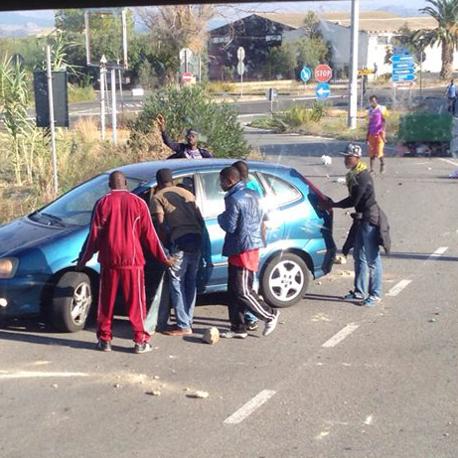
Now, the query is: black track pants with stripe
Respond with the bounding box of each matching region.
[227,264,276,333]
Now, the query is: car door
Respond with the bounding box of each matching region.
[195,171,228,290]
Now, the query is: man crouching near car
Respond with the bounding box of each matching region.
[217,166,279,339]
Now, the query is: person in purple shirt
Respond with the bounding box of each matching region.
[367,95,387,175]
[156,114,213,159]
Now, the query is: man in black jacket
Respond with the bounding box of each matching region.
[323,144,384,307]
[156,114,213,159]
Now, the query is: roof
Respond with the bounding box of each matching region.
[110,159,289,182]
[244,11,437,34]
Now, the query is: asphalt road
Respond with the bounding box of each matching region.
[1,155,458,458]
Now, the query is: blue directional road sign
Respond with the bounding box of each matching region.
[300,66,312,83]
[316,82,330,100]
[391,53,416,83]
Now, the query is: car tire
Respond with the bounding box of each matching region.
[50,271,93,332]
[261,253,309,308]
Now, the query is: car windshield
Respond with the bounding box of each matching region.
[29,174,143,227]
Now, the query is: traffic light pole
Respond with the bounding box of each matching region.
[348,0,359,129]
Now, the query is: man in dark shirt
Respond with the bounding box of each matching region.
[322,144,383,307]
[150,168,204,336]
[156,114,213,159]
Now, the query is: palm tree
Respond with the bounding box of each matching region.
[417,0,458,80]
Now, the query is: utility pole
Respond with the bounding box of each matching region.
[348,0,360,129]
[46,45,58,196]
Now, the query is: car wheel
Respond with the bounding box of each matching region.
[261,253,309,308]
[51,271,93,332]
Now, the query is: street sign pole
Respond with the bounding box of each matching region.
[237,47,245,99]
[348,0,359,129]
[111,68,117,145]
[100,55,107,141]
[46,45,58,197]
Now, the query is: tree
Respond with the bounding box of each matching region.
[265,44,296,79]
[415,0,458,80]
[303,11,321,39]
[296,37,330,70]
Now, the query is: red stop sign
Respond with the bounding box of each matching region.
[181,72,193,84]
[314,64,332,83]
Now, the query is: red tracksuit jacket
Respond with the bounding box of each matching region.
[79,189,168,268]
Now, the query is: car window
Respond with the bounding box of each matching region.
[31,174,142,227]
[199,172,226,218]
[261,173,302,207]
[173,175,195,194]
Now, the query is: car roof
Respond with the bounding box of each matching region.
[110,159,293,182]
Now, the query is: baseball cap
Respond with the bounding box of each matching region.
[186,128,199,136]
[340,143,362,157]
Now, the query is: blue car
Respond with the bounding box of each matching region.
[0,159,335,332]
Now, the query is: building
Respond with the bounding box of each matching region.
[208,11,455,81]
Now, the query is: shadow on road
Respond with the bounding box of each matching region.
[384,252,458,262]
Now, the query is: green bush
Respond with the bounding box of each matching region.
[130,85,249,158]
[68,84,96,103]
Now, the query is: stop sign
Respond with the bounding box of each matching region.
[181,72,193,84]
[314,64,332,83]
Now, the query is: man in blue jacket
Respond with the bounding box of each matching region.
[217,166,279,338]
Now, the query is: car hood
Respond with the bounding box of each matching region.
[0,217,76,257]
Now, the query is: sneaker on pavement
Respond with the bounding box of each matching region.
[361,296,382,307]
[134,342,153,354]
[246,321,258,331]
[96,340,112,352]
[263,310,280,337]
[343,291,364,301]
[221,330,248,339]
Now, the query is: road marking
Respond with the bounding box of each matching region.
[364,414,374,425]
[0,370,89,380]
[315,430,330,440]
[439,158,458,167]
[386,279,412,297]
[223,389,276,424]
[429,246,448,259]
[322,323,359,348]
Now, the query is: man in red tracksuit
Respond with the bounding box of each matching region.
[77,171,174,354]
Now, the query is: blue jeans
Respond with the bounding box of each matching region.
[168,250,201,329]
[353,222,383,299]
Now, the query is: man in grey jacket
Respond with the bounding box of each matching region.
[217,166,279,338]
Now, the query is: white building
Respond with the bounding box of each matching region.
[256,11,456,76]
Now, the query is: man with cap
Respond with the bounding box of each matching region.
[150,168,205,335]
[156,114,213,159]
[322,144,384,307]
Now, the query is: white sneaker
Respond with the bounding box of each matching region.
[134,342,153,354]
[263,310,280,336]
[221,331,248,339]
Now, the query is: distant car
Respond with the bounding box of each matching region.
[0,159,336,332]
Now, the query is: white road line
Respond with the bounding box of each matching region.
[223,390,276,425]
[386,279,412,297]
[322,323,359,348]
[364,414,374,425]
[439,158,458,167]
[428,246,448,259]
[0,370,89,380]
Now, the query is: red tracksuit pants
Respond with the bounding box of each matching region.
[97,267,149,344]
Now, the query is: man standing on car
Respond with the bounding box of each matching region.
[322,144,384,307]
[156,114,213,159]
[218,166,279,338]
[77,171,175,353]
[150,168,204,336]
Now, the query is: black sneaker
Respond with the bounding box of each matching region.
[134,342,153,354]
[96,340,112,352]
[246,321,258,331]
